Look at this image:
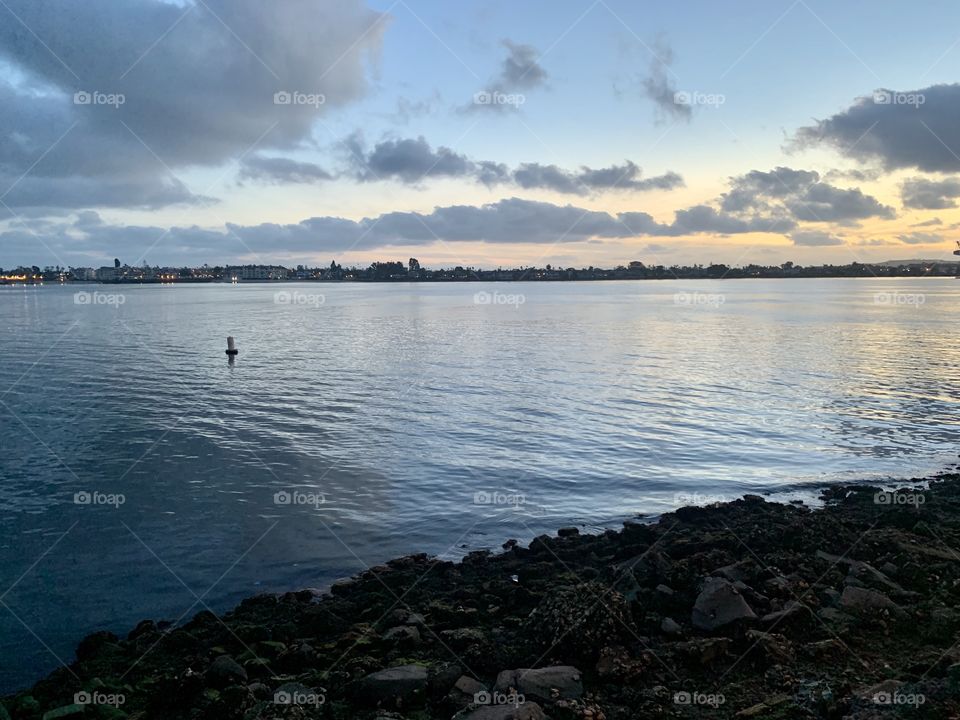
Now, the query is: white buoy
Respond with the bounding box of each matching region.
[225,336,238,356]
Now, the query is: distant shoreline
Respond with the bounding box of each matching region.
[2,272,959,287]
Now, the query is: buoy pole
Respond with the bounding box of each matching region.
[226,336,239,356]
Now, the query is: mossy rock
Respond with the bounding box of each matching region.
[525,581,633,660]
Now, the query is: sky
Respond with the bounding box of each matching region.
[2,0,960,269]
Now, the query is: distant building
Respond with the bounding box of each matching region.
[96,266,119,281]
[225,265,289,281]
[71,267,96,281]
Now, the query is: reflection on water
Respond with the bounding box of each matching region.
[0,278,957,690]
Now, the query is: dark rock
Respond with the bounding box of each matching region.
[247,682,271,700]
[383,625,421,646]
[355,665,428,707]
[691,577,757,631]
[441,627,486,649]
[661,617,682,635]
[745,629,794,663]
[127,619,157,641]
[840,585,906,617]
[273,681,323,706]
[450,675,487,706]
[405,612,427,627]
[760,599,809,627]
[674,637,730,665]
[205,655,248,689]
[525,582,631,658]
[493,666,583,703]
[39,705,85,719]
[557,527,579,538]
[453,702,546,719]
[219,684,255,714]
[715,561,752,583]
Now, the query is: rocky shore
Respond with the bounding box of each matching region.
[6,472,960,719]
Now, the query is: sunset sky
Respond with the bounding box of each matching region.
[2,0,960,269]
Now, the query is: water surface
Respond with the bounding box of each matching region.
[0,279,957,690]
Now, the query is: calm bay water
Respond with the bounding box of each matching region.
[0,278,958,690]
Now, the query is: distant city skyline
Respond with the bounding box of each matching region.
[3,1,960,268]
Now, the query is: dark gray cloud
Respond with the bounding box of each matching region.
[673,205,789,235]
[641,39,690,123]
[513,161,684,194]
[901,177,960,209]
[897,232,943,245]
[910,217,943,227]
[0,0,386,210]
[720,166,894,223]
[348,136,474,183]
[334,135,684,194]
[239,156,334,185]
[721,167,821,212]
[793,84,960,172]
[823,168,883,183]
[789,230,844,246]
[464,40,548,113]
[786,183,895,223]
[3,196,797,265]
[499,41,548,90]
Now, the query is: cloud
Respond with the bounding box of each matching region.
[901,177,960,209]
[239,156,333,184]
[721,167,821,212]
[6,196,799,265]
[897,232,943,245]
[789,230,844,246]
[464,40,547,113]
[335,135,684,194]
[641,39,690,123]
[0,0,386,210]
[499,41,548,90]
[823,168,883,183]
[786,183,895,222]
[673,205,788,235]
[793,84,960,172]
[347,136,474,183]
[910,217,942,227]
[513,161,684,194]
[720,166,895,223]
